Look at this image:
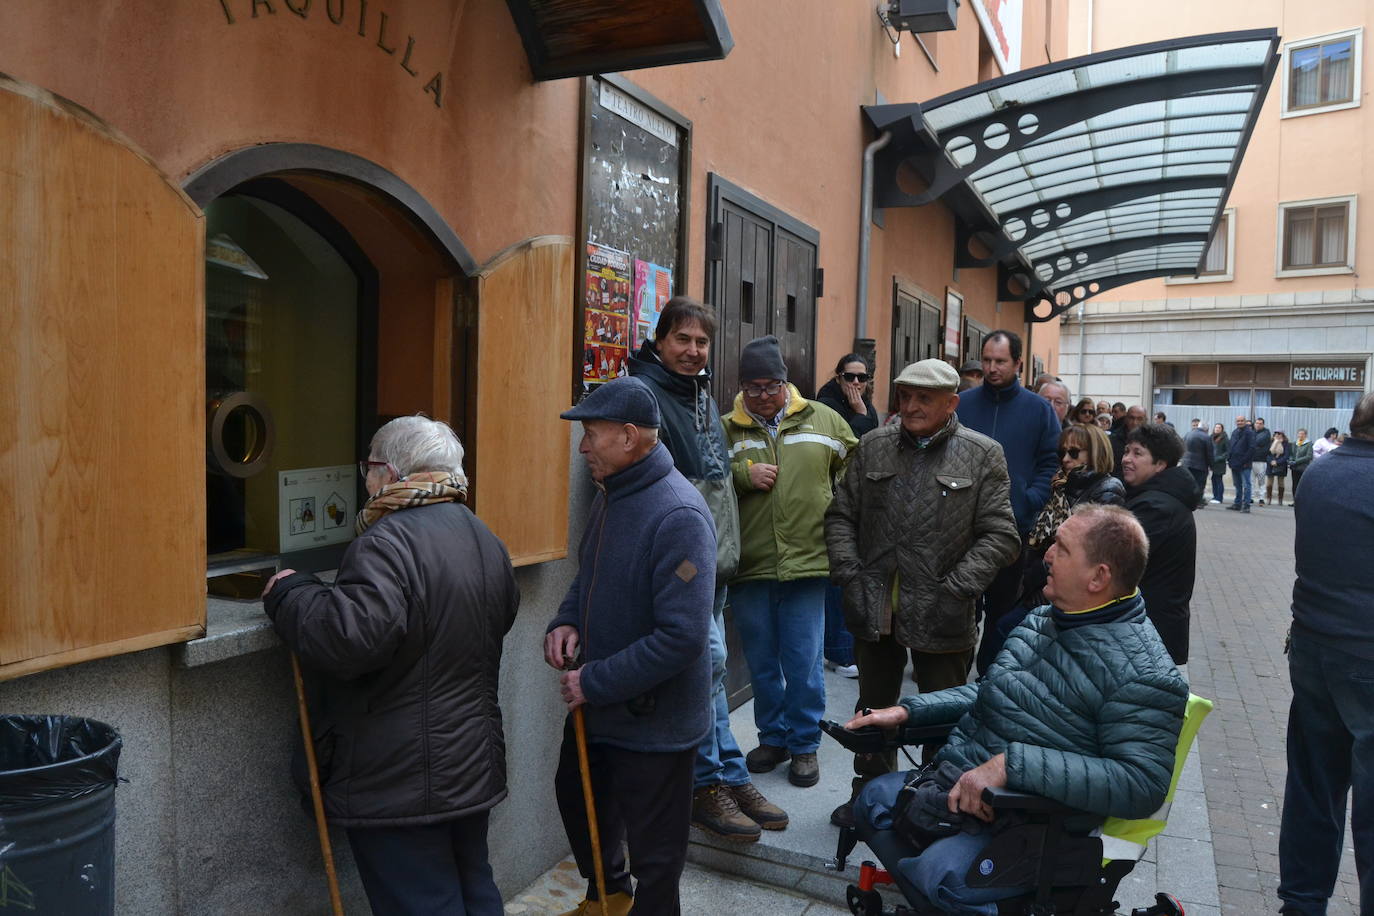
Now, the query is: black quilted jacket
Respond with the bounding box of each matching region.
[825,416,1020,651]
[266,503,519,827]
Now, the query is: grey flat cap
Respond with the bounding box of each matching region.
[894,359,960,391]
[561,376,661,427]
[958,361,984,375]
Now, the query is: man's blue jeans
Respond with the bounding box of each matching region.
[730,578,827,754]
[824,583,855,667]
[694,586,751,789]
[1278,630,1374,915]
[1231,465,1252,507]
[854,772,1030,914]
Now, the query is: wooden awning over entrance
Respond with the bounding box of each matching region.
[505,0,733,81]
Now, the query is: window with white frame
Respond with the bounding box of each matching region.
[1282,28,1362,117]
[1167,209,1234,283]
[1277,196,1357,276]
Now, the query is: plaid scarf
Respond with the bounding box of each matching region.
[354,471,466,535]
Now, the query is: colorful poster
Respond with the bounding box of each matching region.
[632,260,673,349]
[583,242,632,386]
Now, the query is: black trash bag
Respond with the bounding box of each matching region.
[0,715,121,808]
[0,716,123,915]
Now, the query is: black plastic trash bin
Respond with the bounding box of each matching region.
[0,716,122,915]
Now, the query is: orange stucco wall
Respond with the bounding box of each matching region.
[1,0,1065,387]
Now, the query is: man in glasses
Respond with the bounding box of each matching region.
[825,358,1019,827]
[724,335,857,791]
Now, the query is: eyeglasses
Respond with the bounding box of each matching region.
[841,372,870,383]
[743,381,785,398]
[359,460,391,478]
[1057,447,1083,460]
[1077,407,1095,417]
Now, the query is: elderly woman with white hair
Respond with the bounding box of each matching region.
[263,414,519,915]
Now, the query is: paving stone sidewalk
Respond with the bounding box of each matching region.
[504,857,849,915]
[1187,503,1361,915]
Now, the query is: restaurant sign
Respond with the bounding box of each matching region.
[1290,363,1365,387]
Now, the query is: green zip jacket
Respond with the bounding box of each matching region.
[724,386,857,583]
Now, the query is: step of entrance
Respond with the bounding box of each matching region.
[688,665,1222,916]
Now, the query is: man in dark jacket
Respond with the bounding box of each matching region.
[1279,393,1374,916]
[826,358,1019,826]
[1226,415,1257,512]
[546,377,716,916]
[1251,417,1273,505]
[848,504,1188,913]
[1121,423,1197,665]
[954,329,1060,673]
[627,297,786,843]
[1180,418,1214,508]
[263,415,519,915]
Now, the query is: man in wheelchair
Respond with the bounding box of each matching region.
[842,504,1189,915]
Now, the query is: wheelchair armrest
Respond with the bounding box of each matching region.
[819,719,956,754]
[981,786,1084,816]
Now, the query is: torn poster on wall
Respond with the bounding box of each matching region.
[583,242,632,387]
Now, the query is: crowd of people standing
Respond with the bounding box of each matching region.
[248,292,1369,915]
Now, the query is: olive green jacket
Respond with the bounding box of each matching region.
[724,386,857,583]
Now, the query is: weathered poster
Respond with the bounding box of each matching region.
[583,242,632,386]
[632,260,673,350]
[970,0,1023,74]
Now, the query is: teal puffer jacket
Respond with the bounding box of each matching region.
[901,594,1187,820]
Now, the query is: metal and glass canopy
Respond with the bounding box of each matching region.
[864,29,1280,322]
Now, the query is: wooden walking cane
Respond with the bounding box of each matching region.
[292,651,345,916]
[572,702,611,916]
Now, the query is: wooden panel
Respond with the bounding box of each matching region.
[474,236,573,566]
[0,77,205,680]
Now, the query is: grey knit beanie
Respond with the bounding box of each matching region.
[738,335,788,382]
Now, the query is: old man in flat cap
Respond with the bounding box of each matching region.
[824,358,1019,827]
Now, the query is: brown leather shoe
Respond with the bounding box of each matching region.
[729,782,789,830]
[557,891,634,916]
[691,784,761,842]
[788,752,820,787]
[745,743,790,773]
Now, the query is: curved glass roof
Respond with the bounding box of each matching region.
[863,30,1279,321]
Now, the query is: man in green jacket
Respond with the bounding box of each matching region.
[725,335,857,788]
[849,504,1187,913]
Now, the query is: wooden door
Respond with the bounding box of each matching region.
[773,229,818,397]
[715,200,773,408]
[1,76,205,680]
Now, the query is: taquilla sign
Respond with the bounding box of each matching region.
[216,0,445,107]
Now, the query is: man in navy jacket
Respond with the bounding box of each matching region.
[955,330,1059,672]
[546,377,716,916]
[1225,415,1257,513]
[1279,393,1374,916]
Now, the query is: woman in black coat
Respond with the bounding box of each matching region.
[1009,423,1125,628]
[263,415,519,914]
[816,353,879,438]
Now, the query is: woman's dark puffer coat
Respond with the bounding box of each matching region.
[266,502,519,827]
[901,594,1187,819]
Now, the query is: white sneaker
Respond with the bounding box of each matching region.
[1209,499,1221,504]
[833,664,859,679]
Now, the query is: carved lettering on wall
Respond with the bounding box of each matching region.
[217,0,445,107]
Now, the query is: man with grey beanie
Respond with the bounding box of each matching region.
[724,336,857,790]
[545,376,716,916]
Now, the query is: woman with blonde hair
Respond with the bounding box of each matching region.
[1265,430,1293,506]
[1005,423,1126,629]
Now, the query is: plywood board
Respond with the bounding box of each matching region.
[474,236,573,566]
[0,77,205,679]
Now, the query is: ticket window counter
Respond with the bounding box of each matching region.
[205,191,371,596]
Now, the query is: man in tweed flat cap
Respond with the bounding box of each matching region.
[825,358,1019,828]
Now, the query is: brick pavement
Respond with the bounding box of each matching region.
[1187,503,1361,916]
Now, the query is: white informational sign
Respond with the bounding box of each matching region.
[970,0,1023,74]
[944,289,964,359]
[279,465,356,553]
[599,80,679,147]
